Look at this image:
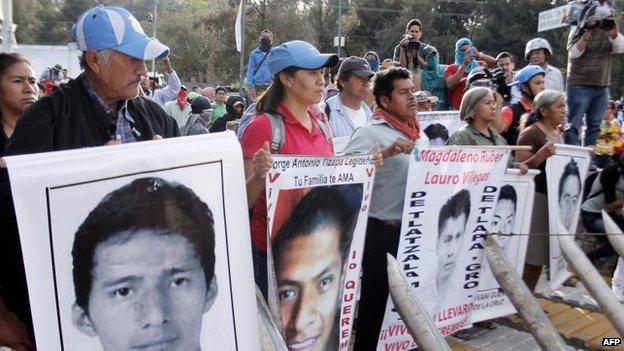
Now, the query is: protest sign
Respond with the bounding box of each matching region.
[417,111,465,146]
[546,145,591,289]
[377,147,510,350]
[6,133,260,350]
[265,155,375,351]
[471,169,538,323]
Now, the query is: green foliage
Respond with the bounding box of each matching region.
[11,0,624,96]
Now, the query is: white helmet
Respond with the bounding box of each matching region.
[524,38,553,60]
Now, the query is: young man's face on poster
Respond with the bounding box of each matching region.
[72,229,217,351]
[436,213,467,284]
[276,225,342,351]
[559,175,581,231]
[491,198,516,250]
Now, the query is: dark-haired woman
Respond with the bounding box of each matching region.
[0,53,38,351]
[516,89,565,290]
[240,40,339,298]
[0,53,39,155]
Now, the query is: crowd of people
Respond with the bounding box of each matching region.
[2,2,624,350]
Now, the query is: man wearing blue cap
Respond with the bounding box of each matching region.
[5,5,179,154]
[0,6,179,348]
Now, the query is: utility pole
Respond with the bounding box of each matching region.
[337,0,343,57]
[2,0,14,53]
[151,0,158,74]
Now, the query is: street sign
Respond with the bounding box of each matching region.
[538,4,569,32]
[333,36,345,47]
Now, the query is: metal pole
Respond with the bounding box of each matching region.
[557,222,624,336]
[386,254,452,351]
[337,0,342,56]
[3,0,13,53]
[239,0,246,97]
[484,236,568,350]
[151,0,158,75]
[255,286,288,351]
[602,210,624,257]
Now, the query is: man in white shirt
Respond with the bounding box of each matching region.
[524,38,564,92]
[141,57,181,106]
[321,57,374,138]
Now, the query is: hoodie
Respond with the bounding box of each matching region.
[364,51,381,72]
[209,95,246,133]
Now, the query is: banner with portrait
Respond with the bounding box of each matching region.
[377,147,510,350]
[417,111,466,146]
[6,133,260,350]
[471,169,538,323]
[546,144,591,289]
[265,155,375,351]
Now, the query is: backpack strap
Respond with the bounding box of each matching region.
[265,113,285,154]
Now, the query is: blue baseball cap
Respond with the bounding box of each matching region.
[267,40,339,76]
[70,5,169,61]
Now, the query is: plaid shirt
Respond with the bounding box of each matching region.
[83,80,137,143]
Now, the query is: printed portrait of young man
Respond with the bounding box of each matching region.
[271,184,362,351]
[70,177,217,351]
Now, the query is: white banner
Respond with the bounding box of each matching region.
[377,147,510,349]
[546,144,591,289]
[417,111,465,146]
[6,133,260,350]
[471,169,538,323]
[265,155,375,351]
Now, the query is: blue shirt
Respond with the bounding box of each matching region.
[83,80,137,143]
[321,94,372,138]
[246,47,273,87]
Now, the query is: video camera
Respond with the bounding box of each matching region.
[467,67,512,102]
[568,0,616,31]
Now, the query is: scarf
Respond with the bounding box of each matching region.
[176,89,188,110]
[373,108,420,141]
[454,37,479,74]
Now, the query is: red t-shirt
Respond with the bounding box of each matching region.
[444,62,486,110]
[240,103,333,251]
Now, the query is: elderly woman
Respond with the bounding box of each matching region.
[447,87,518,153]
[516,89,565,290]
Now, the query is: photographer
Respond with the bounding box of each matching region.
[565,0,624,147]
[393,19,429,91]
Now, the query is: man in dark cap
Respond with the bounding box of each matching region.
[321,56,374,138]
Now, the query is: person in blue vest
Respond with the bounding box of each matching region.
[246,29,274,100]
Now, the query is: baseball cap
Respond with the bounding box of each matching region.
[339,56,374,78]
[267,40,339,76]
[70,5,169,60]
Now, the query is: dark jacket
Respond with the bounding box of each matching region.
[5,74,179,155]
[0,74,179,339]
[209,96,244,133]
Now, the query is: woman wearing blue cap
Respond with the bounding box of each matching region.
[239,40,339,298]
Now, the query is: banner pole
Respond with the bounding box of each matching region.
[256,286,288,351]
[484,236,568,350]
[386,254,452,351]
[557,224,624,336]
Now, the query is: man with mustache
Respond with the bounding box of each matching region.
[0,6,179,348]
[4,5,179,154]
